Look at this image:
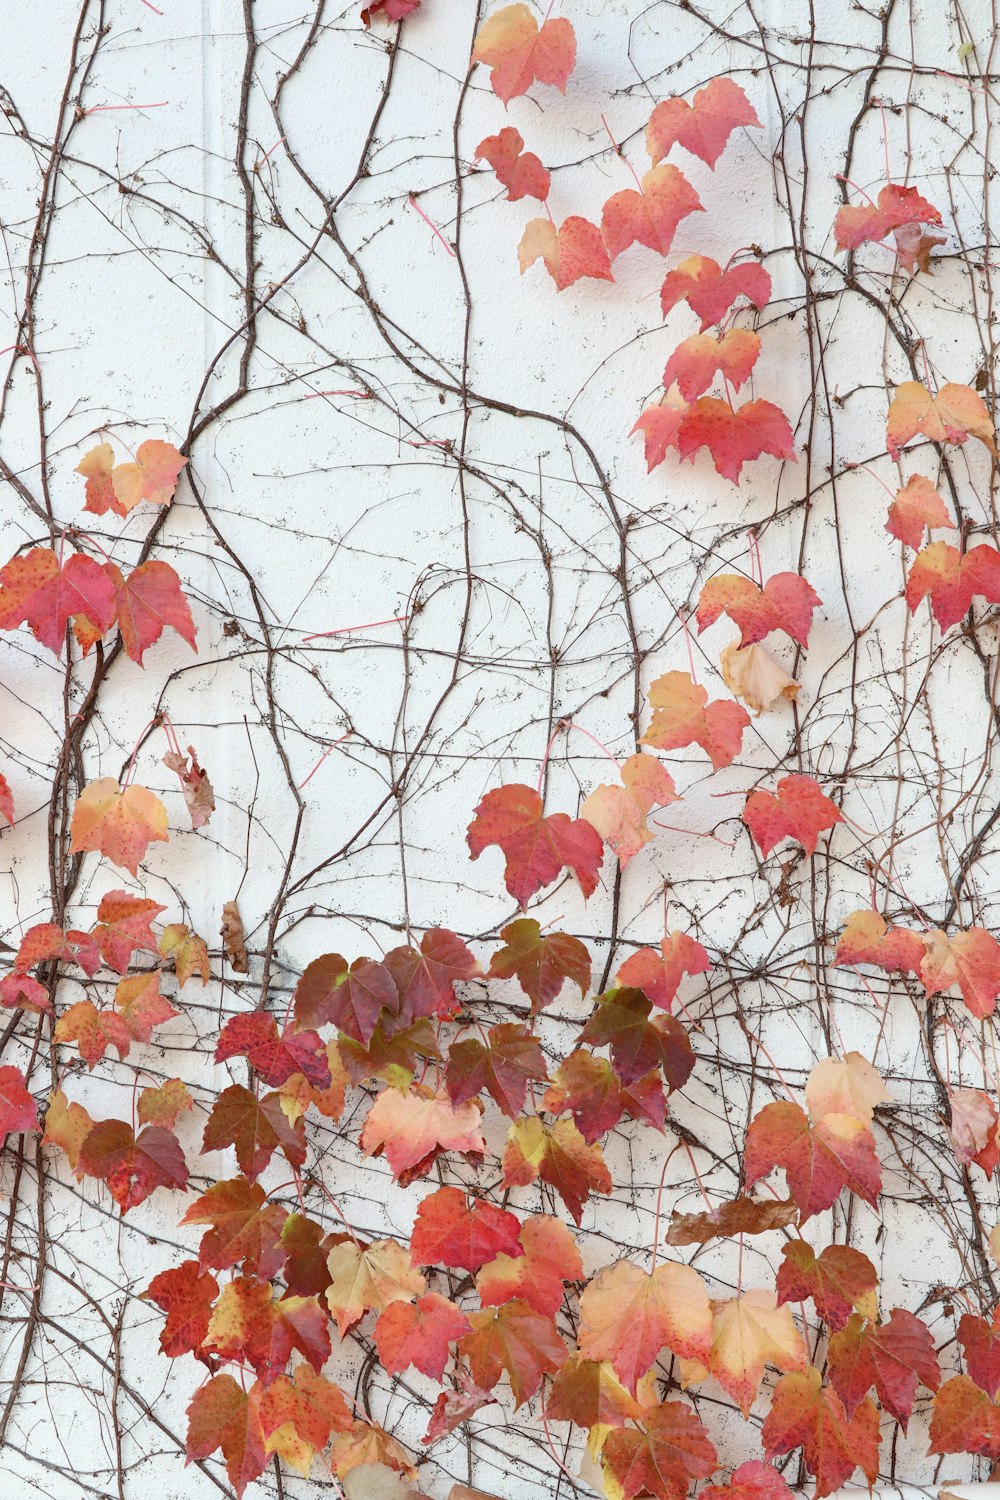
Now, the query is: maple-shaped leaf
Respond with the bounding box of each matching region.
[137,1077,193,1133]
[99,560,196,665]
[361,0,421,25]
[886,474,954,549]
[958,1307,1000,1397]
[886,379,996,458]
[0,972,50,1013]
[695,1290,806,1415]
[459,1299,566,1406]
[603,164,704,263]
[0,547,116,654]
[501,1115,611,1223]
[948,1086,1000,1174]
[487,917,590,1011]
[719,642,799,715]
[329,1419,416,1483]
[279,1037,349,1123]
[762,1369,880,1499]
[662,330,761,401]
[202,1083,306,1180]
[632,388,689,470]
[667,1193,798,1247]
[325,1237,425,1335]
[518,216,614,291]
[159,922,210,986]
[674,396,796,482]
[43,1088,95,1171]
[804,1051,890,1126]
[80,437,186,514]
[834,183,942,252]
[706,1461,795,1500]
[0,1066,36,1136]
[411,1185,522,1272]
[76,442,117,514]
[54,999,131,1066]
[182,1175,288,1277]
[12,921,100,978]
[921,926,1000,1018]
[476,1213,582,1316]
[905,540,1000,629]
[697,572,821,649]
[78,1119,188,1212]
[186,1374,267,1498]
[647,78,760,168]
[545,1355,642,1427]
[833,909,924,974]
[641,669,750,770]
[543,1049,667,1142]
[776,1240,878,1331]
[279,1212,342,1298]
[69,779,168,875]
[384,927,481,1020]
[467,783,604,909]
[375,1292,470,1380]
[114,970,178,1041]
[476,126,549,201]
[91,889,164,971]
[744,1101,880,1220]
[616,931,711,1011]
[422,1375,498,1445]
[143,1259,219,1358]
[581,753,679,867]
[216,1011,330,1088]
[929,1373,1000,1461]
[446,1023,547,1117]
[743,774,842,858]
[660,254,772,330]
[472,3,575,105]
[337,1014,440,1089]
[602,1399,718,1500]
[293,952,397,1042]
[163,744,214,828]
[828,1309,939,1427]
[204,1277,330,1384]
[361,1086,486,1184]
[579,985,696,1090]
[578,1258,712,1391]
[258,1366,352,1477]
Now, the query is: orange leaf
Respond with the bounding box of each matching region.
[672,396,795,482]
[472,4,575,105]
[616,931,710,1011]
[696,572,820,648]
[602,164,703,262]
[476,126,549,201]
[375,1292,470,1379]
[920,926,1000,1018]
[578,1258,711,1391]
[641,669,749,770]
[54,999,131,1066]
[581,753,679,867]
[501,1115,611,1223]
[660,254,771,330]
[601,1399,718,1499]
[886,379,996,458]
[929,1373,1000,1461]
[159,922,210,986]
[662,329,761,400]
[804,1051,890,1125]
[325,1237,425,1336]
[476,1213,582,1316]
[360,1085,486,1183]
[743,773,841,857]
[905,539,1000,629]
[69,778,169,875]
[91,889,164,971]
[834,183,942,252]
[518,215,613,291]
[459,1299,566,1406]
[466,782,604,908]
[411,1185,521,1272]
[833,908,924,974]
[185,1374,267,1498]
[744,1100,880,1220]
[110,438,186,513]
[696,1290,807,1415]
[885,474,954,549]
[762,1368,880,1499]
[137,1077,193,1131]
[647,78,760,168]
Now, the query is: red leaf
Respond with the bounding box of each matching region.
[578,986,696,1090]
[374,1292,470,1380]
[887,379,996,459]
[578,1257,711,1390]
[114,971,178,1042]
[543,1049,667,1142]
[920,926,1000,1018]
[202,1084,306,1181]
[958,1308,1000,1396]
[828,1309,940,1427]
[581,754,679,867]
[216,1012,331,1087]
[929,1373,1000,1460]
[743,773,841,857]
[647,78,760,168]
[675,396,795,482]
[466,783,604,908]
[833,909,924,974]
[616,931,711,1011]
[476,1213,582,1317]
[69,779,169,875]
[258,1366,351,1475]
[472,3,575,105]
[181,1175,288,1277]
[886,474,954,550]
[143,1259,219,1358]
[0,770,13,826]
[54,1000,131,1066]
[601,1400,718,1500]
[905,540,1000,629]
[476,126,549,201]
[696,572,821,648]
[0,548,116,654]
[293,952,397,1041]
[0,1066,37,1136]
[446,1022,548,1117]
[78,1119,188,1212]
[641,669,749,771]
[835,183,942,251]
[360,1086,486,1183]
[104,560,196,664]
[662,329,761,400]
[186,1374,267,1498]
[544,1354,642,1427]
[762,1369,880,1499]
[501,1116,611,1224]
[660,254,771,330]
[518,216,613,291]
[91,889,164,971]
[13,921,101,978]
[411,1185,522,1272]
[383,927,482,1020]
[744,1100,880,1220]
[362,0,421,23]
[421,1376,497,1444]
[776,1240,878,1331]
[459,1299,566,1406]
[706,1460,794,1500]
[487,917,591,1011]
[204,1276,330,1384]
[602,165,703,262]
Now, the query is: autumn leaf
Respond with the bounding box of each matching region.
[280,1213,342,1298]
[445,1022,547,1117]
[666,1194,798,1247]
[91,889,164,971]
[325,1238,425,1336]
[929,1374,1000,1461]
[719,642,799,714]
[163,743,214,828]
[203,1277,331,1384]
[114,969,178,1041]
[410,1185,522,1272]
[602,165,704,261]
[459,1299,566,1405]
[0,1066,36,1137]
[673,396,796,482]
[78,1118,188,1212]
[143,1259,219,1358]
[54,999,131,1066]
[660,254,771,330]
[375,1293,470,1380]
[632,388,689,471]
[258,1366,352,1477]
[216,1011,330,1088]
[581,753,679,866]
[104,560,196,665]
[181,1175,288,1277]
[487,917,590,1011]
[886,379,996,458]
[641,669,749,771]
[578,1257,712,1390]
[501,1114,610,1223]
[776,1240,878,1330]
[518,216,614,291]
[905,540,1000,629]
[706,1460,795,1500]
[12,920,100,978]
[466,783,604,908]
[958,1307,1000,1396]
[578,985,696,1090]
[542,1049,666,1142]
[43,1088,95,1170]
[744,1100,880,1220]
[743,773,841,858]
[75,442,117,514]
[86,437,187,514]
[696,572,821,649]
[0,547,116,654]
[647,78,760,168]
[827,1309,940,1427]
[69,779,169,875]
[834,183,942,252]
[476,1213,582,1316]
[279,1039,349,1123]
[885,474,954,549]
[833,909,924,974]
[202,1084,306,1180]
[804,1051,890,1126]
[383,927,481,1020]
[601,1400,718,1500]
[893,221,946,273]
[692,1290,807,1415]
[762,1368,880,1499]
[293,952,397,1041]
[186,1374,267,1498]
[472,3,575,106]
[421,1375,497,1445]
[0,769,12,826]
[662,329,761,401]
[616,931,711,1011]
[949,1087,999,1174]
[544,1355,641,1427]
[361,1086,486,1183]
[920,926,1000,1018]
[159,922,210,986]
[476,126,549,201]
